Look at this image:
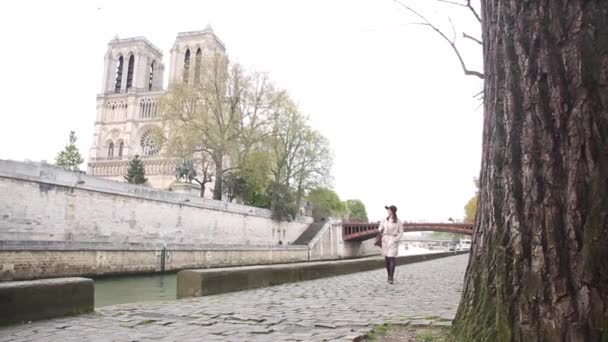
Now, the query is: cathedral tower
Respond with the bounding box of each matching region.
[87,37,171,187]
[168,26,226,85]
[87,28,226,193]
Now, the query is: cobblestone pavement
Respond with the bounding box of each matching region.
[0,254,468,342]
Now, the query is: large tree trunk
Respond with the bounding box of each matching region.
[212,153,223,201]
[451,1,608,341]
[194,179,205,198]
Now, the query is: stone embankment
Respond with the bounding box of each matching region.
[0,254,469,341]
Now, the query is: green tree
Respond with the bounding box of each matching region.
[464,177,479,223]
[238,151,273,208]
[267,102,332,207]
[292,129,332,206]
[55,131,84,171]
[157,50,334,218]
[158,52,274,200]
[268,181,298,221]
[307,188,345,220]
[344,199,368,222]
[192,151,213,198]
[463,196,477,224]
[222,172,247,202]
[124,155,147,185]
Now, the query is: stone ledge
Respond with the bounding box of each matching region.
[177,251,468,298]
[0,277,94,325]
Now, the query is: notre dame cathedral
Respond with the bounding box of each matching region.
[87,27,223,194]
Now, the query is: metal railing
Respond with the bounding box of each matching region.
[342,221,474,241]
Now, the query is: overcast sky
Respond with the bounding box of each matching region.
[0,0,483,221]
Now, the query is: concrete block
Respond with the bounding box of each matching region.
[177,251,468,298]
[0,277,94,325]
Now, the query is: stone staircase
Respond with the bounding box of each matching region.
[292,221,327,245]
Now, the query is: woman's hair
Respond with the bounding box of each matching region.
[387,209,398,223]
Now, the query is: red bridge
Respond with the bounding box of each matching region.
[342,222,474,241]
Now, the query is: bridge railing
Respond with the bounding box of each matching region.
[341,223,379,240]
[341,221,474,241]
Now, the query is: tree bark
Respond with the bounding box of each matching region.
[212,153,223,201]
[452,1,608,341]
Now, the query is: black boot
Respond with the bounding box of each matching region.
[385,257,391,282]
[388,257,396,284]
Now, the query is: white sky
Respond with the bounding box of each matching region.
[0,0,483,221]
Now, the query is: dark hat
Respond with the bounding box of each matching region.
[385,205,397,212]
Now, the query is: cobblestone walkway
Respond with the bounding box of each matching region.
[1,254,468,342]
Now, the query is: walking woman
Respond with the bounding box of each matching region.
[379,205,403,284]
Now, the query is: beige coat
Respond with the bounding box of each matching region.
[379,218,403,257]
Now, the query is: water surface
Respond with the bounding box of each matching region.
[94,273,177,308]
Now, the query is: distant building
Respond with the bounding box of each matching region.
[87,26,225,193]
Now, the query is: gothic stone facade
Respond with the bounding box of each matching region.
[87,27,225,193]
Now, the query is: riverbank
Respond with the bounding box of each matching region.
[92,248,450,307]
[1,254,468,341]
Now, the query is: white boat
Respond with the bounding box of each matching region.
[455,238,471,251]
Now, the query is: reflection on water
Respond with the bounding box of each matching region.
[94,273,177,308]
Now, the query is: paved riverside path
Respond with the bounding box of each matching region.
[0,254,468,342]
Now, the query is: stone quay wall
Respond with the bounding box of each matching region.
[0,159,314,280]
[0,159,311,246]
[0,242,309,281]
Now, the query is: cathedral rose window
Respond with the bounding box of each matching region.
[140,130,159,156]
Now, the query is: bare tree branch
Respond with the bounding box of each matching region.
[395,0,484,79]
[448,17,457,43]
[465,0,482,23]
[437,0,463,4]
[474,99,484,111]
[473,89,484,105]
[463,32,482,45]
[436,0,481,23]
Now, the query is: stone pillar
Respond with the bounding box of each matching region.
[108,58,119,93]
[135,53,148,90]
[132,53,140,91]
[121,56,129,93]
[168,46,178,85]
[156,62,165,89]
[156,63,165,89]
[101,51,112,93]
[143,56,152,91]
